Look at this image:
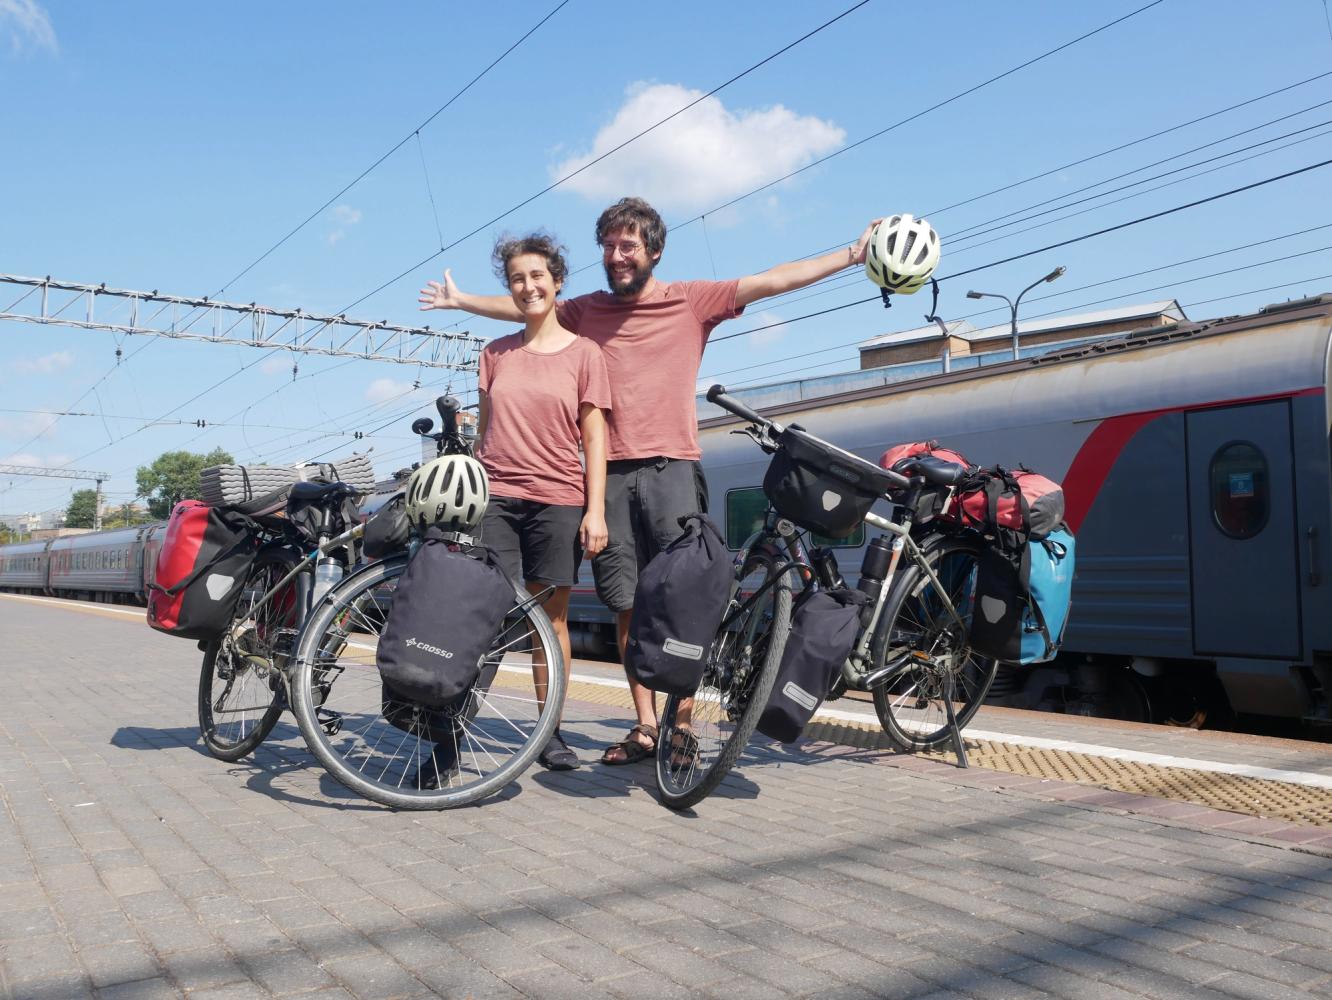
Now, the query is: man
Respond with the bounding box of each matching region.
[420,198,881,764]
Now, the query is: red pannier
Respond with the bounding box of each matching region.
[957,466,1065,540]
[147,501,260,640]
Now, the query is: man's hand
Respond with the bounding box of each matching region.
[580,511,608,557]
[418,269,462,311]
[849,217,885,267]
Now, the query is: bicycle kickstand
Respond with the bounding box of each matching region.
[943,678,970,769]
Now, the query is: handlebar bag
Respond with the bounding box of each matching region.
[363,493,410,560]
[375,527,515,708]
[968,527,1075,665]
[763,428,895,539]
[758,587,868,742]
[147,500,260,640]
[626,514,734,696]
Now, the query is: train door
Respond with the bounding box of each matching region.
[1186,399,1300,659]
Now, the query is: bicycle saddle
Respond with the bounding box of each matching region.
[900,455,968,487]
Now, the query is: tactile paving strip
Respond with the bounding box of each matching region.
[491,669,1332,826]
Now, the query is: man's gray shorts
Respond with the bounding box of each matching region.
[592,457,709,613]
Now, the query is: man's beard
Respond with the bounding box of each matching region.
[604,256,655,298]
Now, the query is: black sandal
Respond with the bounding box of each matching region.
[599,724,658,765]
[668,728,699,771]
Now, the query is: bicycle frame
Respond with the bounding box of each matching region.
[730,503,970,693]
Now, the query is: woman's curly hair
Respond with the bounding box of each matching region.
[492,232,569,287]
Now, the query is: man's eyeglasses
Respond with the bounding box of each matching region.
[600,240,643,257]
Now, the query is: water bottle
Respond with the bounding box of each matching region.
[312,557,343,605]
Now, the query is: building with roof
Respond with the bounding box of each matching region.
[696,300,1191,419]
[856,300,1186,369]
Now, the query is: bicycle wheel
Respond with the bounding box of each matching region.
[198,546,301,761]
[656,551,793,810]
[870,535,998,750]
[288,555,565,809]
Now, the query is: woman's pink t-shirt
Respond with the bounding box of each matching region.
[476,333,612,506]
[557,279,743,461]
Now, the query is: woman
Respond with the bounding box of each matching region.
[470,233,610,771]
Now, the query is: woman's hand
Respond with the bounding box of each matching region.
[580,510,608,557]
[418,268,462,310]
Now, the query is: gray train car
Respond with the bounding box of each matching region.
[569,294,1332,725]
[0,539,53,592]
[47,525,156,603]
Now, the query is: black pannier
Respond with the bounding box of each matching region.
[758,588,867,742]
[763,428,896,539]
[626,514,734,696]
[363,493,410,560]
[376,527,516,707]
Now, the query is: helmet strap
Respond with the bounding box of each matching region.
[923,277,947,335]
[879,287,893,309]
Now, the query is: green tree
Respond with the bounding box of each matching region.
[65,488,100,529]
[135,447,233,520]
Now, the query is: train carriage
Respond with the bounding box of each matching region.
[0,539,52,593]
[48,525,154,603]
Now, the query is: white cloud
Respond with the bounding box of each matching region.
[13,350,73,374]
[364,377,412,404]
[551,83,844,212]
[0,412,59,440]
[0,0,56,54]
[261,354,292,376]
[744,310,788,348]
[327,204,363,246]
[2,451,71,468]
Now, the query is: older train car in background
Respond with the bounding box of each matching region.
[0,539,52,593]
[47,526,157,603]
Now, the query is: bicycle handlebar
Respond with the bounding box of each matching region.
[706,384,784,433]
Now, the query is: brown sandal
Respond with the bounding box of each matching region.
[599,724,658,765]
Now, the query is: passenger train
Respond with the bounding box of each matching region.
[6,294,1332,726]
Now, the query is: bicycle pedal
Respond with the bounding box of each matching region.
[316,709,343,736]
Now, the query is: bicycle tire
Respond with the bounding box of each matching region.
[655,551,793,810]
[288,555,565,810]
[198,546,301,761]
[870,534,999,751]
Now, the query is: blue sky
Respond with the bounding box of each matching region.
[3,0,1331,517]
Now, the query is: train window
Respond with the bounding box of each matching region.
[1209,441,1269,540]
[724,487,865,549]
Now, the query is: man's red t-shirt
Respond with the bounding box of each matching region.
[557,279,743,461]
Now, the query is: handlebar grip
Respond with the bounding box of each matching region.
[706,384,772,428]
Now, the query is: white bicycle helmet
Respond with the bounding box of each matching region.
[864,214,941,295]
[405,454,489,533]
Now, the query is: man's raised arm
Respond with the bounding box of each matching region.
[735,218,882,309]
[419,268,524,322]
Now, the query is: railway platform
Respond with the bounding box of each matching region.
[2,592,1331,1000]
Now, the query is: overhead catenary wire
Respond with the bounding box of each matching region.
[334,0,874,316]
[699,220,1332,385]
[721,269,1332,392]
[708,157,1332,346]
[666,0,1170,236]
[210,0,571,300]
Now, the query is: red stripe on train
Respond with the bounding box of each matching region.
[1062,387,1323,534]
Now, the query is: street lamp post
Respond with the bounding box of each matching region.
[967,266,1066,360]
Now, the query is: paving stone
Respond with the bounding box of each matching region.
[242,947,337,995]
